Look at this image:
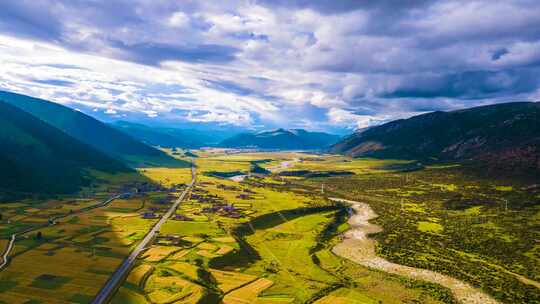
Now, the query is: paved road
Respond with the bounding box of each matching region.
[0,193,126,271]
[92,163,196,304]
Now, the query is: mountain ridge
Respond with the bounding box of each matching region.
[0,91,188,168]
[111,120,227,148]
[0,99,131,199]
[220,128,341,150]
[331,101,540,172]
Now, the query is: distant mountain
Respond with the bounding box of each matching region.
[331,102,540,171]
[219,128,341,150]
[0,91,188,168]
[0,100,131,199]
[112,121,224,148]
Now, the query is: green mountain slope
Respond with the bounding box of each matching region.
[112,121,210,148]
[0,91,188,168]
[331,102,540,171]
[0,100,131,199]
[219,128,340,150]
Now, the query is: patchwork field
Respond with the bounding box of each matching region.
[112,151,457,304]
[2,150,536,303]
[0,175,181,303]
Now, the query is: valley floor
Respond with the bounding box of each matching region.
[0,150,538,303]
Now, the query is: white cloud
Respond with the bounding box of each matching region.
[0,1,539,133]
[326,108,389,129]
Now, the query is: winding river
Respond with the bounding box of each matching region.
[330,198,500,304]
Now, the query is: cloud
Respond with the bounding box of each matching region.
[110,41,239,66]
[384,69,540,99]
[29,78,75,87]
[0,0,539,133]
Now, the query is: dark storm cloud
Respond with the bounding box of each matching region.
[385,69,540,99]
[0,0,63,41]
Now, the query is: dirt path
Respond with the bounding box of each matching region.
[330,198,500,304]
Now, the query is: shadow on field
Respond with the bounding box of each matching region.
[209,205,340,270]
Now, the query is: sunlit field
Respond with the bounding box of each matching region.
[112,151,457,304]
[2,150,537,304]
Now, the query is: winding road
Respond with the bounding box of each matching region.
[329,198,500,304]
[92,163,197,304]
[0,193,126,271]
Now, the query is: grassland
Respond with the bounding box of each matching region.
[138,167,193,187]
[4,149,534,303]
[112,150,457,304]
[292,156,540,303]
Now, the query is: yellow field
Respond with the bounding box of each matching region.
[209,269,257,293]
[0,246,122,303]
[166,262,199,280]
[223,278,275,304]
[168,249,192,260]
[287,155,411,174]
[142,246,180,262]
[127,264,154,286]
[216,244,234,255]
[145,275,203,304]
[213,236,236,243]
[139,167,193,186]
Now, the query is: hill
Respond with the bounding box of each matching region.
[112,121,220,148]
[331,102,540,171]
[0,100,131,199]
[0,91,188,168]
[219,128,340,150]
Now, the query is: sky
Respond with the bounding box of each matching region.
[0,0,539,134]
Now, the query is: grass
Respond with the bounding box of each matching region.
[138,167,193,187]
[108,152,454,304]
[30,274,71,289]
[417,221,444,234]
[7,151,519,303]
[160,221,223,237]
[297,156,540,304]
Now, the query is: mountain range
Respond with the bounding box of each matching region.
[219,128,341,150]
[0,91,188,168]
[111,121,228,148]
[0,100,130,199]
[331,102,540,172]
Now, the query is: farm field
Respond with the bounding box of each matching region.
[112,151,457,304]
[2,150,537,303]
[0,172,185,303]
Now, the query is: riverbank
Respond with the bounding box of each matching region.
[330,198,500,304]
